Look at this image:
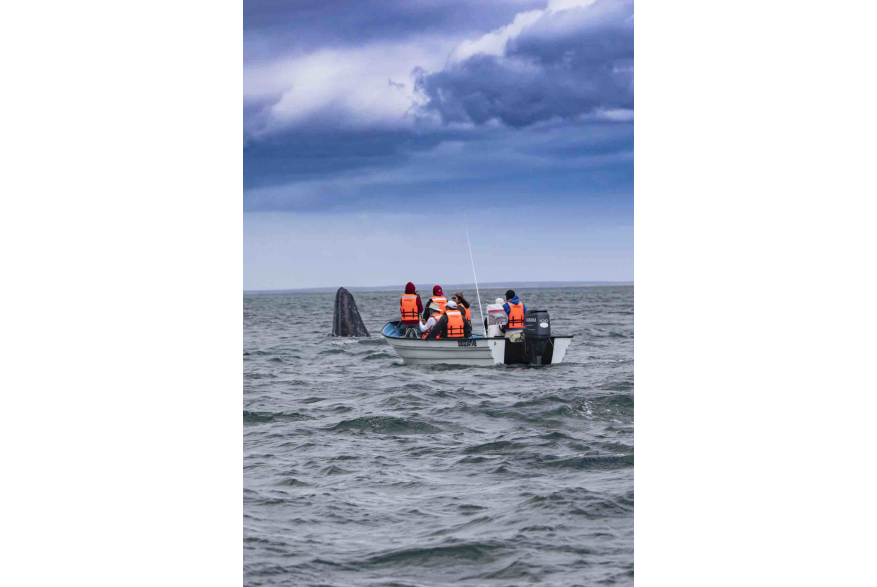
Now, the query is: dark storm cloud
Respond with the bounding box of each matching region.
[243,120,633,212]
[243,127,443,191]
[244,0,546,63]
[242,0,634,213]
[243,100,277,145]
[414,0,633,127]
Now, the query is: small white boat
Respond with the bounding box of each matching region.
[381,320,573,367]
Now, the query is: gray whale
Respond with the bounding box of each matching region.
[332,287,370,337]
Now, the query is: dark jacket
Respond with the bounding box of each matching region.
[426,310,472,339]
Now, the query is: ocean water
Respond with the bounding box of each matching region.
[244,286,634,586]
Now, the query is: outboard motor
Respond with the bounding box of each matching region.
[523,309,551,365]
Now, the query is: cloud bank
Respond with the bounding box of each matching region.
[244,0,633,140]
[417,0,633,127]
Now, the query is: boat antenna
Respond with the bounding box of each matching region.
[463,214,486,336]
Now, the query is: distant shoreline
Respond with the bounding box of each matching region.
[244,281,633,295]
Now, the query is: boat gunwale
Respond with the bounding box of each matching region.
[380,321,573,341]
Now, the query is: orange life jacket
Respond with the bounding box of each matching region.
[445,310,465,338]
[429,296,447,315]
[507,301,525,329]
[463,306,471,322]
[400,294,419,321]
[422,317,440,339]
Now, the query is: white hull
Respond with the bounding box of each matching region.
[381,323,572,367]
[384,336,497,366]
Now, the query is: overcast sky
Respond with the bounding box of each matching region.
[244,0,633,290]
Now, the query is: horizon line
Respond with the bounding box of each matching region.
[244,280,634,295]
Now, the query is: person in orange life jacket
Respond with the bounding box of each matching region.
[451,291,471,322]
[502,289,527,339]
[418,305,444,338]
[425,300,471,339]
[397,282,424,336]
[423,285,448,320]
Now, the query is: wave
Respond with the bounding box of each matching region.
[361,541,505,568]
[523,486,634,518]
[543,454,634,470]
[243,410,312,424]
[331,416,442,435]
[463,440,525,454]
[277,478,311,487]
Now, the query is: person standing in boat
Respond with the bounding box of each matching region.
[502,289,527,341]
[423,285,447,320]
[425,300,471,339]
[451,291,471,322]
[397,282,423,336]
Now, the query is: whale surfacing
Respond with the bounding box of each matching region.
[332,287,370,337]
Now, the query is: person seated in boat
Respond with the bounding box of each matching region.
[397,281,423,337]
[425,300,471,339]
[418,305,443,338]
[423,285,447,320]
[451,291,471,322]
[502,289,527,341]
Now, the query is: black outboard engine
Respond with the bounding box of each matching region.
[523,309,551,365]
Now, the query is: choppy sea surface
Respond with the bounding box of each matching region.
[244,286,633,586]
